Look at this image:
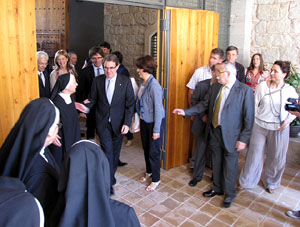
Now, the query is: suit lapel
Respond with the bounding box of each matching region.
[111,74,122,105]
[91,65,96,77]
[100,75,109,105]
[212,83,222,104]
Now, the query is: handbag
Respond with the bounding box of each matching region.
[130,112,140,133]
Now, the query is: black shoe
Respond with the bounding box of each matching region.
[110,187,115,196]
[188,178,201,187]
[203,189,224,198]
[223,196,234,208]
[118,160,128,167]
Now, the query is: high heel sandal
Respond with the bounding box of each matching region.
[145,181,160,192]
[139,173,152,183]
[237,185,245,191]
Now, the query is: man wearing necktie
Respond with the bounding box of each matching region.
[173,62,254,208]
[76,54,135,195]
[77,46,105,140]
[37,51,51,98]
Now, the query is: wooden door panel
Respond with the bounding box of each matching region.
[35,0,69,68]
[0,0,38,145]
[163,7,219,169]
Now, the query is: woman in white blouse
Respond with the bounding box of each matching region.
[239,61,298,193]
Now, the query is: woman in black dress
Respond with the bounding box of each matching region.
[0,98,61,225]
[52,140,140,227]
[0,176,44,227]
[49,73,81,166]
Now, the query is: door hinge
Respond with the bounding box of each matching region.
[163,88,168,99]
[160,19,169,31]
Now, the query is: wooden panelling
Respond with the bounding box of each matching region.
[0,0,39,145]
[35,0,69,67]
[162,7,219,169]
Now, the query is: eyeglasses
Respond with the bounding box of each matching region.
[57,123,63,129]
[91,56,103,61]
[104,66,117,71]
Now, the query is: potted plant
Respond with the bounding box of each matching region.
[285,66,300,137]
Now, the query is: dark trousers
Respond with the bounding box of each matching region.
[192,134,208,180]
[86,106,96,139]
[140,119,164,182]
[125,131,133,140]
[97,122,124,187]
[209,125,239,197]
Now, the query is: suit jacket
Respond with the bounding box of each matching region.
[38,70,51,98]
[235,62,245,83]
[117,64,130,77]
[191,79,211,136]
[87,74,135,135]
[76,65,96,102]
[185,80,254,152]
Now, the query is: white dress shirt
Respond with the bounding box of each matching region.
[216,79,236,125]
[93,64,104,77]
[186,65,212,90]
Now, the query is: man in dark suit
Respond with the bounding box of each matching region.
[37,51,51,98]
[77,46,105,140]
[188,65,218,187]
[173,62,254,208]
[226,46,245,83]
[76,54,135,195]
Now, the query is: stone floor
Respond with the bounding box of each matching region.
[112,134,300,227]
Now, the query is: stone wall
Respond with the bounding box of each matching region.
[251,0,300,70]
[104,4,157,77]
[166,0,201,8]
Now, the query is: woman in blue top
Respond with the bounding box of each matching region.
[136,55,165,191]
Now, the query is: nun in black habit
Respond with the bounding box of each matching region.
[0,98,61,225]
[49,73,81,166]
[52,140,140,227]
[0,176,44,227]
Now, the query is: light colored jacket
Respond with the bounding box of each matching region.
[136,75,165,133]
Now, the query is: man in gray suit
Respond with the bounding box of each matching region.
[173,62,254,208]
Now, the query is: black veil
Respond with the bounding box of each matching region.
[0,98,57,180]
[53,140,140,227]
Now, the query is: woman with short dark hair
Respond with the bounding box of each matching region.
[136,55,165,191]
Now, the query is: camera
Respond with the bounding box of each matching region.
[285,98,300,112]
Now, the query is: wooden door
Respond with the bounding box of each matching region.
[159,7,219,169]
[0,0,39,145]
[35,0,69,68]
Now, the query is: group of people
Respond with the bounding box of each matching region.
[0,41,167,225]
[174,46,299,211]
[2,40,299,225]
[0,99,140,226]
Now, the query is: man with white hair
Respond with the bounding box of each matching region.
[37,51,51,98]
[173,62,254,208]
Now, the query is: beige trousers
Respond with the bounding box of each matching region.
[239,122,290,190]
